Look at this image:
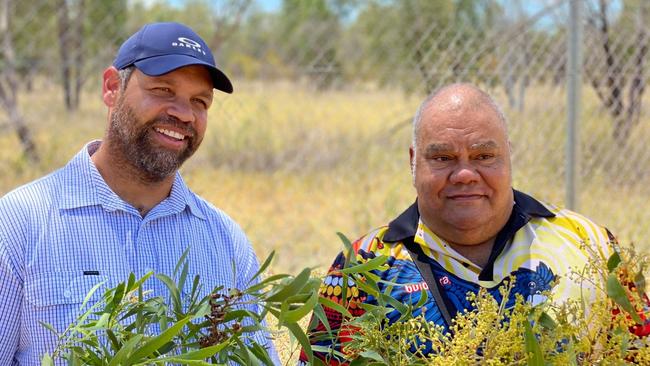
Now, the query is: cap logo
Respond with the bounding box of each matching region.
[171,37,206,56]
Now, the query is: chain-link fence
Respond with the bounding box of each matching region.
[1,0,649,264]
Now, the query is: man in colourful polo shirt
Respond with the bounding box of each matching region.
[299,83,617,365]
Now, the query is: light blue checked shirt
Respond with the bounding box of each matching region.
[0,141,279,365]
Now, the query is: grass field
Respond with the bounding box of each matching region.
[1,80,649,363]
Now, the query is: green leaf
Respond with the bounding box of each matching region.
[178,259,189,296]
[340,255,388,275]
[635,271,646,298]
[108,334,144,366]
[281,288,320,324]
[413,286,429,309]
[106,329,121,351]
[230,337,253,365]
[80,279,107,310]
[106,281,126,312]
[607,252,622,272]
[223,309,260,324]
[245,274,292,293]
[537,311,557,330]
[38,321,58,337]
[310,304,332,333]
[187,274,203,310]
[286,321,314,365]
[41,353,54,366]
[266,267,312,302]
[156,273,182,315]
[336,232,353,253]
[125,316,192,363]
[144,342,230,364]
[173,246,191,277]
[318,296,352,318]
[248,341,275,366]
[618,326,631,354]
[248,251,275,285]
[358,350,385,362]
[524,321,544,366]
[607,273,643,323]
[141,359,216,366]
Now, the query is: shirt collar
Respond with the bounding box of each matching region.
[58,140,205,220]
[384,189,554,280]
[383,189,555,281]
[384,189,554,243]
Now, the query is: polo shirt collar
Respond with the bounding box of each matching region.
[58,140,205,220]
[383,189,555,280]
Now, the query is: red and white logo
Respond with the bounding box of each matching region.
[404,282,429,293]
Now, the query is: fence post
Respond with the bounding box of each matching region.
[566,0,583,211]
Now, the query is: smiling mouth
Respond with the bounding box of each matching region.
[154,127,186,141]
[447,194,485,201]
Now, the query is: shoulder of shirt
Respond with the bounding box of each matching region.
[0,168,65,217]
[183,190,247,236]
[527,197,612,245]
[0,168,66,245]
[351,225,394,254]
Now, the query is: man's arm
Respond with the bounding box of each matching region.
[0,235,22,364]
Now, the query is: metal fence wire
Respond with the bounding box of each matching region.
[1,0,649,249]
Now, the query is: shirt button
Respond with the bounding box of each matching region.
[64,290,71,298]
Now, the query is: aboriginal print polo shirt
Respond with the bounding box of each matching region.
[299,190,614,365]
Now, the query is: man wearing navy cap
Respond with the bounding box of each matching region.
[0,22,279,364]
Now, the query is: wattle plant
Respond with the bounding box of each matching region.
[325,237,650,365]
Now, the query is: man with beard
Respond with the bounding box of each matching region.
[0,22,278,364]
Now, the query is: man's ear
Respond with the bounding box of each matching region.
[409,146,416,178]
[102,67,121,107]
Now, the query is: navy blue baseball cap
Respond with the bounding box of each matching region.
[113,22,233,93]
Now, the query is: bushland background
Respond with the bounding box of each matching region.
[1,0,649,360]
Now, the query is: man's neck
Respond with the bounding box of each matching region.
[91,142,174,217]
[447,238,495,269]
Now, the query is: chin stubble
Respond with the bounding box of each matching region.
[108,99,199,183]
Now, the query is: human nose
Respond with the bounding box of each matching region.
[166,98,195,123]
[449,161,480,184]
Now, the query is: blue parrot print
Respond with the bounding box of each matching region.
[359,249,557,331]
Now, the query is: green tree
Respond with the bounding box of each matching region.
[276,0,343,89]
[345,0,502,94]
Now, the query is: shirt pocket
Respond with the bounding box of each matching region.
[25,271,110,307]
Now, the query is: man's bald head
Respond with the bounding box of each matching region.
[411,83,508,150]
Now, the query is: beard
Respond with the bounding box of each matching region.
[107,97,202,183]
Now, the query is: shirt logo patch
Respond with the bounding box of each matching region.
[439,276,451,286]
[404,281,429,293]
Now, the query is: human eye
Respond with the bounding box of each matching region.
[192,97,209,109]
[476,154,494,160]
[432,156,452,162]
[150,86,173,96]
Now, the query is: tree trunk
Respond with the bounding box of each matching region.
[71,0,84,109]
[57,0,74,111]
[0,0,38,162]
